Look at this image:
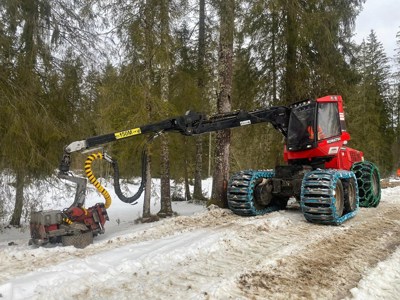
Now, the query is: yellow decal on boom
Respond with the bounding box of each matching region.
[114,128,142,139]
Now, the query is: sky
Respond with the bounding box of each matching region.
[354,0,400,59]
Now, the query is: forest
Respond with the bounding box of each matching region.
[0,0,400,226]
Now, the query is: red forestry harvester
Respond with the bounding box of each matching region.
[30,95,381,248]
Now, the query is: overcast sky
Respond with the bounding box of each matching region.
[354,0,400,59]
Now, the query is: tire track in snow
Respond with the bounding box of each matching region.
[0,207,249,284]
[51,208,367,299]
[236,203,400,300]
[1,199,399,299]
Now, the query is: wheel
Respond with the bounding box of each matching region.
[351,162,381,207]
[61,231,93,248]
[344,178,357,213]
[253,180,288,211]
[334,179,344,218]
[253,178,273,210]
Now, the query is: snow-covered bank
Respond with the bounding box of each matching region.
[350,245,400,300]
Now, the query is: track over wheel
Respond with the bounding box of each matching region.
[301,169,358,225]
[351,161,381,207]
[62,231,93,249]
[344,178,357,213]
[334,179,344,217]
[227,170,282,216]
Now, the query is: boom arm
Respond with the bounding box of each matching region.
[62,106,290,158]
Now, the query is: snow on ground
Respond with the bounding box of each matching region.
[0,177,400,299]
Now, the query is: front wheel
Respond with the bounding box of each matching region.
[351,162,381,207]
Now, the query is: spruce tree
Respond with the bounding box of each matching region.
[193,0,208,201]
[390,29,400,170]
[210,0,235,207]
[158,0,174,217]
[348,31,392,174]
[0,0,63,225]
[0,0,101,225]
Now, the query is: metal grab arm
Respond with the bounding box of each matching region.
[58,173,87,208]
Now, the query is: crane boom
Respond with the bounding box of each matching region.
[60,106,290,173]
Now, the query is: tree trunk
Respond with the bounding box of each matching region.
[159,135,173,216]
[193,0,207,200]
[183,137,192,201]
[158,0,173,217]
[211,129,231,206]
[143,154,152,218]
[211,0,234,207]
[284,0,299,104]
[10,170,24,226]
[142,0,154,220]
[193,136,206,200]
[271,3,278,103]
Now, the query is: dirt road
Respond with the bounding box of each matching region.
[1,188,400,299]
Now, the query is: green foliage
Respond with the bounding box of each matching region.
[346,31,393,175]
[388,29,400,170]
[0,0,398,213]
[242,0,363,104]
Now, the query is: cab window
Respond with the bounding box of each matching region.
[317,103,341,140]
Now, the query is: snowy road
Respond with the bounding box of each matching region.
[1,187,400,299]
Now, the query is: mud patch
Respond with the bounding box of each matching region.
[238,208,400,299]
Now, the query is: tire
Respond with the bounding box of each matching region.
[344,178,357,213]
[62,231,93,249]
[351,162,381,207]
[334,179,344,218]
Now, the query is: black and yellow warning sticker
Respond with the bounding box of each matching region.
[114,128,142,139]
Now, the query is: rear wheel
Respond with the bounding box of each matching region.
[351,162,381,207]
[344,178,357,213]
[334,179,344,218]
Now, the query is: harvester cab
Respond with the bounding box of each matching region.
[286,96,349,157]
[29,95,381,248]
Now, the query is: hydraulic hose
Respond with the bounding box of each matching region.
[84,153,112,209]
[111,146,147,204]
